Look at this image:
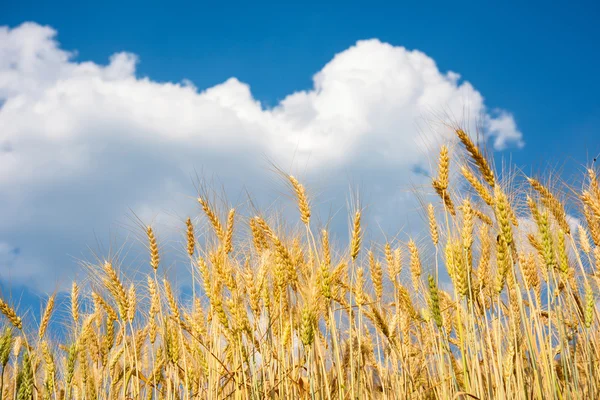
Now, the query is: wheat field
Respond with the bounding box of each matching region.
[1,128,599,399]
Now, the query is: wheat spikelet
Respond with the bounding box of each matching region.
[300,304,316,346]
[473,207,493,226]
[0,328,13,367]
[196,255,212,303]
[281,320,291,348]
[224,208,235,254]
[147,225,160,271]
[494,186,513,246]
[528,177,570,233]
[185,217,195,257]
[102,261,129,320]
[147,276,159,343]
[79,313,96,347]
[369,307,391,339]
[538,212,556,271]
[350,210,362,261]
[384,242,394,276]
[163,279,180,321]
[436,187,456,215]
[289,175,311,225]
[253,215,274,238]
[107,345,123,378]
[368,250,383,301]
[527,195,541,224]
[331,261,347,288]
[211,291,230,330]
[428,275,443,328]
[227,295,249,333]
[583,191,600,222]
[457,203,491,229]
[445,238,457,281]
[0,297,22,330]
[461,199,474,251]
[396,284,417,321]
[450,238,469,297]
[589,168,600,198]
[385,244,402,289]
[518,252,531,287]
[91,292,118,322]
[38,293,55,340]
[71,282,80,325]
[198,197,226,241]
[12,335,22,359]
[494,235,510,294]
[461,165,494,205]
[455,129,495,186]
[243,262,261,314]
[192,298,208,336]
[254,217,294,289]
[435,145,450,190]
[322,229,331,267]
[17,352,33,400]
[576,225,591,256]
[427,204,439,246]
[520,252,540,304]
[408,240,422,290]
[319,231,332,300]
[291,237,305,283]
[353,267,366,307]
[502,344,515,380]
[477,224,491,292]
[585,282,594,328]
[584,205,600,246]
[126,283,136,322]
[527,233,544,259]
[557,229,570,276]
[211,246,237,291]
[432,146,456,215]
[41,340,55,395]
[393,247,402,281]
[461,201,475,295]
[249,217,268,253]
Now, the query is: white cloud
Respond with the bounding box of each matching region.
[0,22,524,290]
[486,110,525,150]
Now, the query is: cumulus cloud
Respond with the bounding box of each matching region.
[486,110,525,150]
[0,22,524,290]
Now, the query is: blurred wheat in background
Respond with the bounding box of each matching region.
[0,127,599,399]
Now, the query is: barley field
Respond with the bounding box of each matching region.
[1,128,599,399]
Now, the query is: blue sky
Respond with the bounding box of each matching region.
[5,0,600,167]
[0,0,599,300]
